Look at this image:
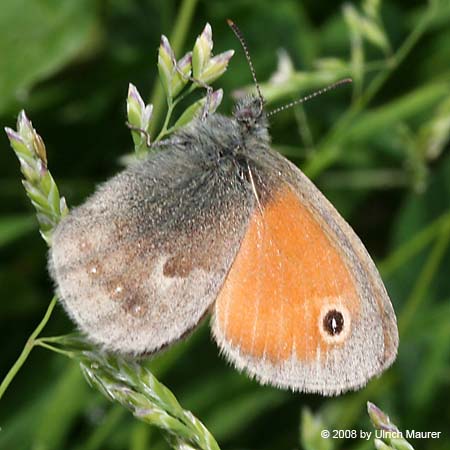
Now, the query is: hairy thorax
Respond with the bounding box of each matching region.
[172,96,271,170]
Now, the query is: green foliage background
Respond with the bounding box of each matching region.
[0,0,449,449]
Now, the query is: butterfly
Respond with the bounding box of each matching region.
[49,20,398,395]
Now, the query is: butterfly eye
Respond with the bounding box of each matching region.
[323,309,344,336]
[236,109,252,124]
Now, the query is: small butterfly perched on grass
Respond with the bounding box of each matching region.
[9,21,398,396]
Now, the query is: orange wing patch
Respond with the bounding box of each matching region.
[214,186,360,364]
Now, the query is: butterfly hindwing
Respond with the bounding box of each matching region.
[50,144,254,355]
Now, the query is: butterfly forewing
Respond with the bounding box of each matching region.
[212,148,398,395]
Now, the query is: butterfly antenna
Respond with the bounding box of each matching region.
[266,78,353,117]
[227,19,264,108]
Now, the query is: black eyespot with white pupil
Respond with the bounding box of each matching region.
[323,309,345,336]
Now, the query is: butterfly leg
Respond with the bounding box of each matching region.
[125,122,152,147]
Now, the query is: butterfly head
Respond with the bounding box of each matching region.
[233,95,269,145]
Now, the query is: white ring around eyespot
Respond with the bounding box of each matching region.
[318,300,352,345]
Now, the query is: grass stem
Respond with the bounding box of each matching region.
[304,3,437,178]
[149,0,199,135]
[379,209,450,277]
[399,218,450,334]
[0,296,57,400]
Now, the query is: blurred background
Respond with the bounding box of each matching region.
[0,0,449,449]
